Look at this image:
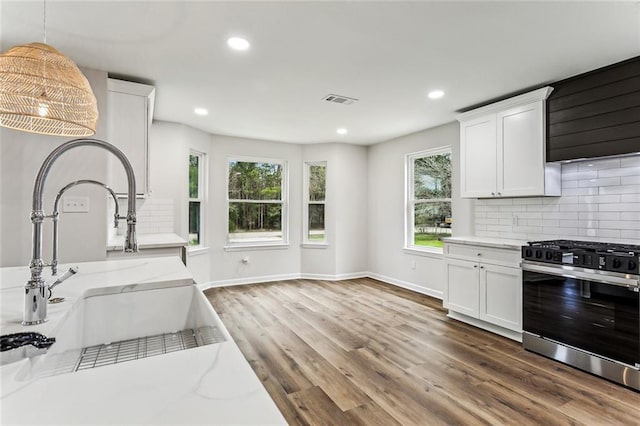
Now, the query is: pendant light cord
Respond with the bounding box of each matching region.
[43,0,47,44]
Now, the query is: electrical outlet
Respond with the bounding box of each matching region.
[62,196,90,213]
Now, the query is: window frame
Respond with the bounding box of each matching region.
[188,150,206,250]
[225,156,289,249]
[405,146,452,254]
[303,161,327,246]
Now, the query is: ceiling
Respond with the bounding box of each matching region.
[1,1,639,145]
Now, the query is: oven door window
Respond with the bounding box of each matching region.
[523,271,640,367]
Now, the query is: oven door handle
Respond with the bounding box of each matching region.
[521,261,640,289]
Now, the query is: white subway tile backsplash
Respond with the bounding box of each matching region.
[578,158,620,171]
[486,224,514,232]
[578,194,621,204]
[513,198,542,205]
[598,203,640,212]
[578,177,620,188]
[621,212,640,220]
[473,155,640,243]
[117,197,175,235]
[621,156,640,168]
[622,175,640,185]
[600,220,640,230]
[514,212,543,219]
[579,212,621,221]
[598,166,640,178]
[557,196,579,204]
[499,204,527,212]
[561,187,598,196]
[544,212,578,220]
[513,225,543,234]
[559,203,597,212]
[599,185,640,195]
[561,171,597,181]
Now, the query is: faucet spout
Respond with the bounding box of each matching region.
[24,138,138,326]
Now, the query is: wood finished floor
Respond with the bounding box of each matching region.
[205,278,640,425]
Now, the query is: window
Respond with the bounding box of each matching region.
[304,162,326,244]
[406,147,452,251]
[189,151,205,247]
[227,159,287,245]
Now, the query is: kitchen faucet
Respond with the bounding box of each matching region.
[23,138,138,326]
[50,180,122,275]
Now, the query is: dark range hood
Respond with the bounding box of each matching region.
[546,56,640,162]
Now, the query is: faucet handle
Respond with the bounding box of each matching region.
[47,266,78,299]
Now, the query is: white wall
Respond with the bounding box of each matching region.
[206,134,303,284]
[334,144,369,276]
[299,143,369,279]
[367,122,474,298]
[475,155,640,244]
[0,68,109,267]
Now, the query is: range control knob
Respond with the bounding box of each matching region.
[628,260,637,271]
[525,249,533,258]
[613,258,622,269]
[545,251,553,260]
[535,250,543,259]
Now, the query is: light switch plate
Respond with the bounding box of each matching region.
[62,196,90,213]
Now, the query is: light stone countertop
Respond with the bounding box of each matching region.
[106,232,187,252]
[0,257,286,425]
[442,236,527,250]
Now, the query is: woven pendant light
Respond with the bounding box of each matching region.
[0,42,98,136]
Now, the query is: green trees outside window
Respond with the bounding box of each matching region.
[306,163,326,242]
[228,160,286,243]
[409,149,452,249]
[189,153,203,246]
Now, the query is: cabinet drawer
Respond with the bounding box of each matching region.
[445,243,520,267]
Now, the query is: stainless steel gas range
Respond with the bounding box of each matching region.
[521,240,640,391]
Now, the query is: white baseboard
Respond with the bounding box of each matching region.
[366,272,443,300]
[198,271,443,302]
[300,271,368,281]
[197,273,300,291]
[447,311,522,342]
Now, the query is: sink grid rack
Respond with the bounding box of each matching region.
[74,325,226,372]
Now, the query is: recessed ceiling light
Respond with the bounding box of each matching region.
[227,37,250,51]
[194,108,208,116]
[336,128,348,135]
[428,90,445,99]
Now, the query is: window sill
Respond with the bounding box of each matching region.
[402,247,444,259]
[301,243,329,249]
[188,246,210,257]
[224,243,290,252]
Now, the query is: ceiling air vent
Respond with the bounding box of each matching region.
[322,94,358,105]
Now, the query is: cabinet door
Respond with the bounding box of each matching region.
[479,263,522,331]
[107,79,155,196]
[444,258,479,318]
[460,114,497,198]
[497,101,545,197]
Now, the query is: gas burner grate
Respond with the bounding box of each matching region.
[527,239,640,254]
[74,326,226,372]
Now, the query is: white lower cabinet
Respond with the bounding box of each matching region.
[444,258,479,317]
[479,263,521,331]
[444,242,522,340]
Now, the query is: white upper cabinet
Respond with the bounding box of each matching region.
[107,79,155,196]
[457,87,561,198]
